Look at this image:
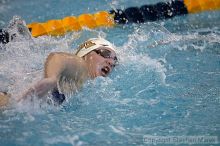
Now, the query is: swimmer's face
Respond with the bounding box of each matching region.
[84,47,117,78]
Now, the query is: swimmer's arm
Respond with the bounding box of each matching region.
[45,52,88,82]
[44,52,88,94]
[17,77,57,102]
[44,52,86,77]
[18,52,86,101]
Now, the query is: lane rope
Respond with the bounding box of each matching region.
[27,0,220,37]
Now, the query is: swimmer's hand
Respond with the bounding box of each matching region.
[0,92,10,107]
[17,77,57,102]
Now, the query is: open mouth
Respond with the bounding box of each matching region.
[101,66,110,76]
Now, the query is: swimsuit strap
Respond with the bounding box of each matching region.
[51,89,66,105]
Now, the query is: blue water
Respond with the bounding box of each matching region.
[0,0,220,146]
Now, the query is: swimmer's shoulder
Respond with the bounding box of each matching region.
[44,52,87,78]
[46,52,75,61]
[46,52,82,63]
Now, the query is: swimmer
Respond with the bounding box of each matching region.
[19,37,118,105]
[0,16,32,44]
[0,37,118,106]
[0,18,118,106]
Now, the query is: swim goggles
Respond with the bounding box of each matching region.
[94,49,118,65]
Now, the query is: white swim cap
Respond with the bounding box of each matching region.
[75,38,116,57]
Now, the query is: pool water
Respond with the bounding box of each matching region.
[0,0,220,145]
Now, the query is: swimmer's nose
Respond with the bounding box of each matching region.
[106,59,115,68]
